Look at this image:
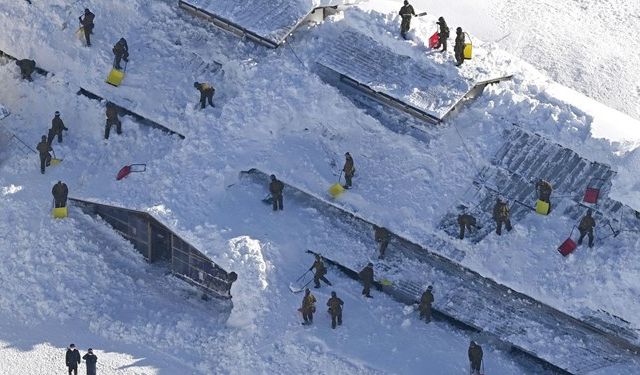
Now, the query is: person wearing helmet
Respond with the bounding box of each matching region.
[269,174,284,211]
[454,27,465,66]
[468,341,484,375]
[48,111,68,145]
[79,8,95,47]
[36,135,52,174]
[299,288,316,325]
[358,262,374,298]
[419,285,434,322]
[435,17,449,52]
[578,209,596,247]
[326,291,344,329]
[536,178,553,211]
[309,254,332,288]
[342,152,355,189]
[193,81,215,109]
[112,38,129,70]
[399,0,417,40]
[492,197,512,235]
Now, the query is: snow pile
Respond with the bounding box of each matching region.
[225,236,270,330]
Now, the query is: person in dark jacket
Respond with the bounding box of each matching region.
[343,152,355,189]
[309,254,332,288]
[299,288,316,325]
[454,27,465,66]
[82,348,98,375]
[193,82,215,109]
[79,8,95,47]
[359,262,374,298]
[112,38,129,70]
[105,102,122,139]
[327,291,344,329]
[36,135,52,174]
[52,181,69,208]
[66,343,81,375]
[457,212,477,240]
[374,225,391,259]
[468,341,483,375]
[537,179,553,211]
[419,285,434,322]
[577,209,596,247]
[399,1,416,39]
[48,111,68,145]
[493,198,512,235]
[435,17,449,52]
[269,174,284,211]
[15,59,36,81]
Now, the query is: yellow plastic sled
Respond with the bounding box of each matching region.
[52,207,68,219]
[106,68,125,87]
[535,200,550,215]
[463,33,473,60]
[328,183,345,198]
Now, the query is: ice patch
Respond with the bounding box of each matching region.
[1,184,22,195]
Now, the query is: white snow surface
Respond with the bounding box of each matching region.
[0,0,639,373]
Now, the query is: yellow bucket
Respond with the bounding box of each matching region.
[52,207,68,219]
[106,68,125,87]
[328,183,345,198]
[535,200,550,215]
[50,158,62,166]
[463,33,472,59]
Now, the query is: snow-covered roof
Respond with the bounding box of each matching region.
[180,0,339,46]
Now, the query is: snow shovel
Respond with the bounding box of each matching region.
[428,31,440,49]
[329,171,345,198]
[535,199,550,215]
[106,60,127,87]
[116,163,146,180]
[583,177,606,204]
[558,226,577,256]
[50,150,62,166]
[463,33,473,60]
[416,12,427,17]
[52,199,68,219]
[262,194,273,205]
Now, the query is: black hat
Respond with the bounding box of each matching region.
[88,348,93,353]
[331,291,337,297]
[69,343,76,348]
[84,8,90,13]
[193,81,199,88]
[438,17,444,21]
[41,135,46,141]
[427,285,433,290]
[54,111,60,116]
[270,174,276,180]
[367,262,373,267]
[587,208,593,215]
[456,27,462,33]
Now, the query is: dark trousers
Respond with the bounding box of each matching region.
[67,366,78,375]
[39,153,51,174]
[362,283,371,297]
[495,218,512,235]
[331,311,342,329]
[302,310,313,323]
[378,238,389,258]
[435,34,447,51]
[578,228,594,247]
[54,198,67,208]
[471,360,481,373]
[419,304,432,322]
[114,52,128,69]
[313,273,331,288]
[83,25,93,46]
[459,223,473,239]
[200,91,214,108]
[48,131,62,145]
[344,174,353,188]
[400,17,411,37]
[105,119,122,139]
[455,46,464,65]
[272,194,283,211]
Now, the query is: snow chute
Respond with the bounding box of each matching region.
[116,163,146,180]
[329,183,345,198]
[52,206,68,219]
[106,61,127,87]
[535,200,550,215]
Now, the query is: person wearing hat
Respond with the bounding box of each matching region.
[326,291,344,329]
[299,288,316,325]
[374,225,391,259]
[104,102,122,140]
[399,0,417,40]
[193,81,215,109]
[48,111,68,145]
[536,178,553,211]
[82,348,98,375]
[66,343,81,375]
[112,38,129,70]
[419,285,434,322]
[454,27,465,67]
[492,197,512,236]
[78,8,95,47]
[358,262,374,298]
[578,209,596,248]
[468,341,483,375]
[342,152,355,189]
[268,174,284,211]
[52,181,69,208]
[308,254,332,288]
[36,135,53,174]
[435,17,449,52]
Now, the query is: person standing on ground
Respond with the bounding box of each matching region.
[399,0,416,40]
[52,181,69,208]
[112,38,129,70]
[269,174,284,211]
[327,291,344,329]
[359,262,374,298]
[65,343,81,375]
[492,197,512,236]
[79,8,95,47]
[435,17,449,52]
[15,59,36,81]
[374,225,391,259]
[105,102,122,139]
[299,288,316,325]
[82,348,98,375]
[36,135,52,174]
[48,111,68,145]
[454,27,465,66]
[193,82,215,109]
[578,209,596,248]
[418,285,434,323]
[468,341,483,375]
[309,254,332,288]
[343,152,355,189]
[457,212,477,240]
[536,178,553,210]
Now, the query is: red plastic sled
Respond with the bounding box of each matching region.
[558,238,577,256]
[428,32,439,49]
[583,187,600,204]
[116,163,147,180]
